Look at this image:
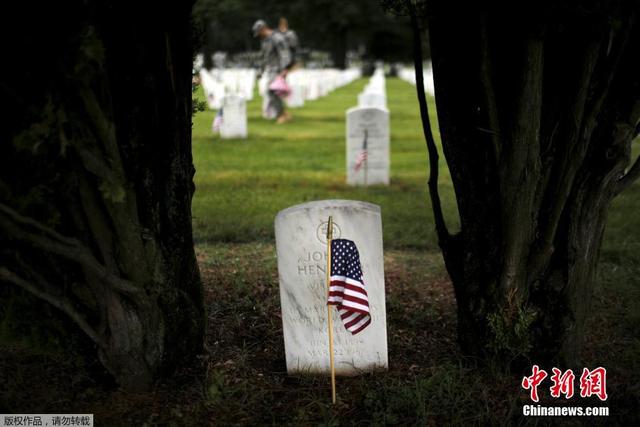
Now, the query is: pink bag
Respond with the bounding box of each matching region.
[268,75,291,97]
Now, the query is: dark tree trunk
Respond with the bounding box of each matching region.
[410,1,640,368]
[331,26,349,69]
[1,1,204,390]
[204,21,216,70]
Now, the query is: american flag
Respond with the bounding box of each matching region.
[354,129,368,172]
[212,108,224,132]
[327,238,371,334]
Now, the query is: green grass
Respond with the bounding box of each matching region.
[192,78,459,249]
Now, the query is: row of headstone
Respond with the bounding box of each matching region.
[357,68,387,109]
[198,68,255,139]
[259,69,361,117]
[219,69,256,101]
[199,67,362,138]
[398,63,435,97]
[200,67,361,138]
[346,68,390,186]
[199,68,256,110]
[199,68,226,110]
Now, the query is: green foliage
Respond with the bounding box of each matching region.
[486,304,537,362]
[192,81,208,117]
[192,0,414,62]
[193,98,208,115]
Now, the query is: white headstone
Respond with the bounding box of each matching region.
[220,95,247,139]
[358,92,387,109]
[346,107,390,186]
[307,81,320,100]
[275,200,388,375]
[199,69,224,109]
[287,84,305,108]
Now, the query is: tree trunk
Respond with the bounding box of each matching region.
[413,1,640,368]
[1,1,204,390]
[331,26,349,69]
[204,21,216,70]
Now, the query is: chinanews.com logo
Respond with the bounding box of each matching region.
[521,365,609,417]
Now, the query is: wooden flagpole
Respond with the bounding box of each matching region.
[364,129,368,187]
[364,156,368,187]
[326,216,337,404]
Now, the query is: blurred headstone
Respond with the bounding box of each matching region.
[220,95,247,139]
[358,92,386,109]
[286,84,305,108]
[346,107,390,186]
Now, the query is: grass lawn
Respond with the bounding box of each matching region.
[191,78,458,249]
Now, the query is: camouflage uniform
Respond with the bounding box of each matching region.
[280,29,299,66]
[261,31,291,118]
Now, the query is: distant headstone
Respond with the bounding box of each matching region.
[358,92,386,109]
[220,95,247,139]
[199,69,224,109]
[307,80,320,101]
[275,200,388,375]
[346,107,390,186]
[287,84,305,108]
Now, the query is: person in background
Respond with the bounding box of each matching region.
[278,17,299,69]
[252,19,293,124]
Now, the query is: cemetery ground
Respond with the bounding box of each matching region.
[2,78,639,425]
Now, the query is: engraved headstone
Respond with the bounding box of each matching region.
[220,95,247,139]
[346,107,390,185]
[275,200,388,375]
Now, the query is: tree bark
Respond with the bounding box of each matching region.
[331,26,349,69]
[414,1,640,368]
[1,1,204,390]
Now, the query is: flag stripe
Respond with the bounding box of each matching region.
[331,276,366,289]
[344,288,369,300]
[342,294,369,306]
[344,313,367,329]
[326,239,371,335]
[350,317,372,334]
[354,150,368,172]
[341,312,360,323]
[329,283,368,294]
[340,300,370,313]
[328,288,368,302]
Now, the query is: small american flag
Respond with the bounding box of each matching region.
[212,108,224,132]
[327,238,371,334]
[354,129,368,172]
